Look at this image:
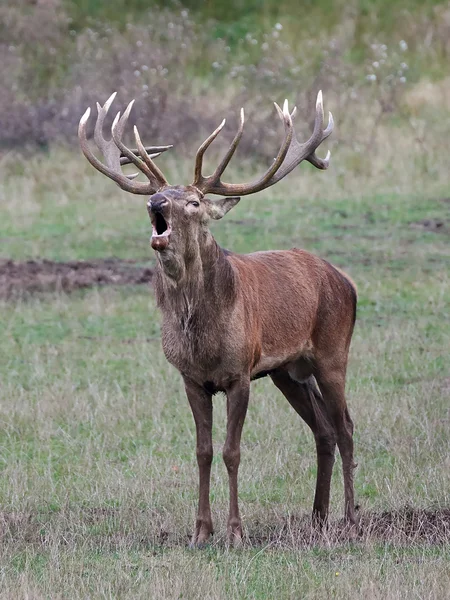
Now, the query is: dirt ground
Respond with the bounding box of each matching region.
[0,259,153,298]
[1,507,449,549]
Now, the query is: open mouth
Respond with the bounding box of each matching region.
[150,211,172,250]
[151,212,171,237]
[154,212,169,235]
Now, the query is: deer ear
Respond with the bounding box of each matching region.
[207,196,241,220]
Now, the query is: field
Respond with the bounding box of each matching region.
[1,0,450,595]
[0,145,449,598]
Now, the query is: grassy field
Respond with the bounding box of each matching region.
[0,149,449,598]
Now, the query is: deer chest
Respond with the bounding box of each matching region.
[160,318,244,381]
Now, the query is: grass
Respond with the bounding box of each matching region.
[0,150,449,598]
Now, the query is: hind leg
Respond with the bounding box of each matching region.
[314,368,357,525]
[271,369,337,526]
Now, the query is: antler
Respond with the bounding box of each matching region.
[192,90,333,197]
[78,92,172,195]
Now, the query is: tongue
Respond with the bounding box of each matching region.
[151,236,169,251]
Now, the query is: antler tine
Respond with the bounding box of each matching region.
[207,108,245,186]
[94,95,138,181]
[133,126,168,186]
[193,119,226,187]
[310,90,326,149]
[119,145,172,166]
[266,100,294,176]
[94,92,116,153]
[193,91,333,197]
[307,149,331,170]
[305,108,334,169]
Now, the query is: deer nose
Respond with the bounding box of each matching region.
[148,195,168,213]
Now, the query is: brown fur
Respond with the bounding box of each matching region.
[78,91,353,547]
[150,186,357,546]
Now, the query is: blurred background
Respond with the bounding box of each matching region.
[1,0,449,192]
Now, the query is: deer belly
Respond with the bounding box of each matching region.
[252,338,314,377]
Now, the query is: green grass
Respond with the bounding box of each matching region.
[0,152,449,597]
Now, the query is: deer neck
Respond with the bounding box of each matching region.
[154,229,236,320]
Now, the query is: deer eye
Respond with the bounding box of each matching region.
[188,201,200,208]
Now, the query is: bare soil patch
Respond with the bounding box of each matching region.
[248,507,450,548]
[0,258,153,298]
[1,507,449,550]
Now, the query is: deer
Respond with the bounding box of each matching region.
[78,90,357,547]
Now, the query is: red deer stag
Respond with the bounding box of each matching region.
[79,91,357,547]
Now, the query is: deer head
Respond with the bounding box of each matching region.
[79,91,333,255]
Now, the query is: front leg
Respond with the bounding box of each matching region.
[184,378,214,547]
[223,377,250,546]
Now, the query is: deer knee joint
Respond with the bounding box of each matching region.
[344,409,354,435]
[196,444,213,467]
[315,432,337,456]
[223,447,240,473]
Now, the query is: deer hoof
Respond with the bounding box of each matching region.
[226,519,243,548]
[189,523,213,549]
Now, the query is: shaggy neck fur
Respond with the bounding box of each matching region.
[154,229,236,334]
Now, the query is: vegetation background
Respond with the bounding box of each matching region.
[0,0,449,598]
